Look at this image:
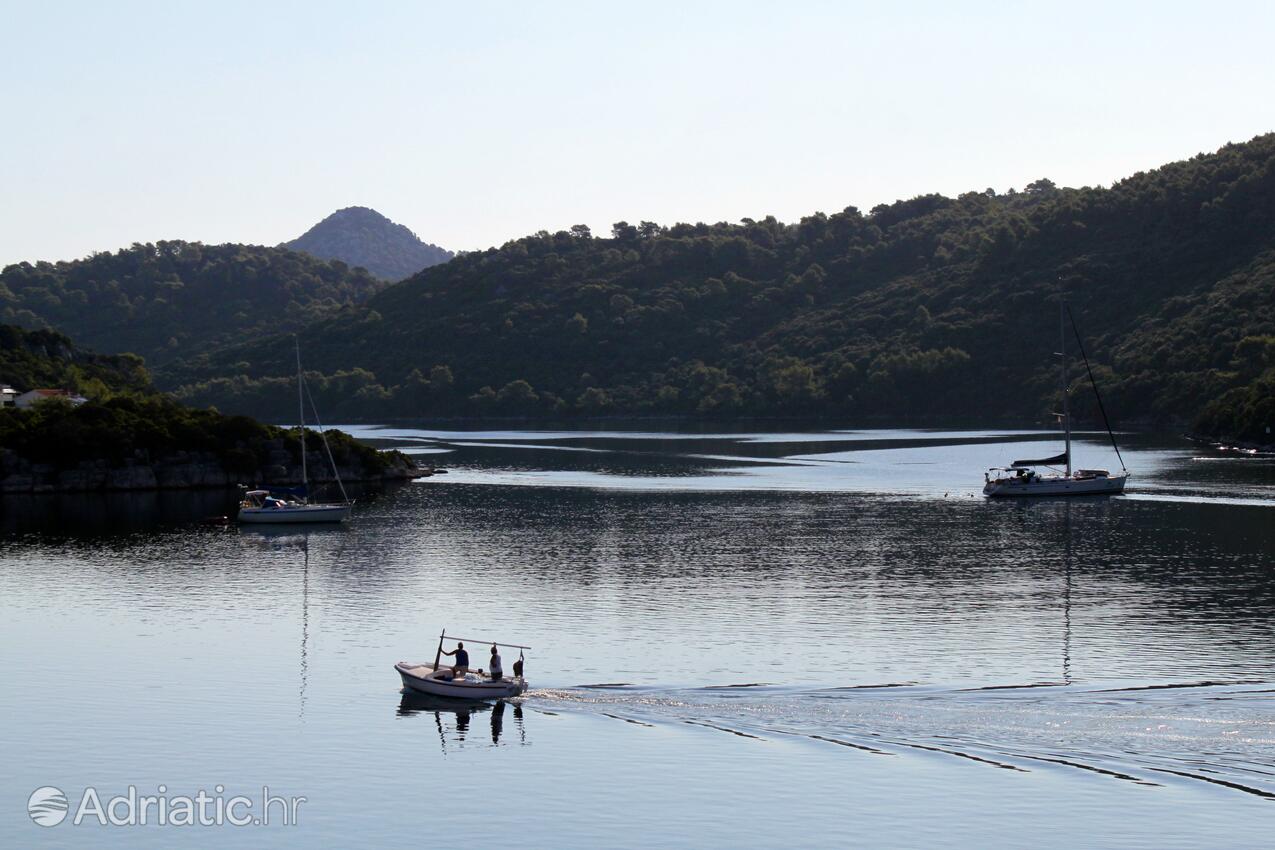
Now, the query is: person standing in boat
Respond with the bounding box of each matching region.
[488,645,503,681]
[441,641,469,678]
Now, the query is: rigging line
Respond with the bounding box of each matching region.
[1065,304,1126,472]
[300,373,351,504]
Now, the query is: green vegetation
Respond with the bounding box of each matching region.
[0,393,389,475]
[0,324,407,483]
[4,138,1272,443]
[0,241,387,367]
[0,324,149,397]
[161,136,1275,441]
[1192,336,1275,444]
[283,206,454,281]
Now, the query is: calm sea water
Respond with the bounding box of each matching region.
[2,427,1273,848]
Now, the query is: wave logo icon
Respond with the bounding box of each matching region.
[27,786,69,827]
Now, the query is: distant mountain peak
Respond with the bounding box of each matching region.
[327,205,393,223]
[282,207,453,281]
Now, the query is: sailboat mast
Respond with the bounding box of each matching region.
[1060,302,1072,477]
[295,337,307,489]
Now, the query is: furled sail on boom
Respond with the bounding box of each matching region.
[1011,451,1069,468]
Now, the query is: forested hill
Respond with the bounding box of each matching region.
[0,324,150,397]
[0,242,388,368]
[166,135,1275,441]
[283,207,454,281]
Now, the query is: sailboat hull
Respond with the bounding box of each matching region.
[983,473,1128,498]
[237,504,352,523]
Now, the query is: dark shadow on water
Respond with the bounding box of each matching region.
[0,489,239,536]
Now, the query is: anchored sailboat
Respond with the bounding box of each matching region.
[984,304,1129,497]
[237,340,354,523]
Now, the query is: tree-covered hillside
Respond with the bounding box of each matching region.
[136,138,1275,443]
[283,207,454,281]
[162,136,1275,439]
[0,324,150,398]
[0,242,387,368]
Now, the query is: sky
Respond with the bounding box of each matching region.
[2,1,1274,266]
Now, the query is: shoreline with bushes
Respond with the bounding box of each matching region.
[0,395,416,494]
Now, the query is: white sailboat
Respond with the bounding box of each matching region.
[237,341,354,523]
[984,304,1129,497]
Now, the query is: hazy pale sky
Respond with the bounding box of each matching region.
[2,1,1273,266]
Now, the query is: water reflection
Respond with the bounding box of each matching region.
[0,489,237,535]
[1062,501,1073,686]
[3,427,1274,848]
[301,535,310,720]
[397,693,526,750]
[225,527,319,717]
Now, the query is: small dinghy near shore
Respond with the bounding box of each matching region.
[396,630,529,701]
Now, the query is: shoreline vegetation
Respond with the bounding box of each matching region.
[0,395,418,494]
[0,326,417,494]
[2,318,1268,497]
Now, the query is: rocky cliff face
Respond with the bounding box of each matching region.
[0,440,417,494]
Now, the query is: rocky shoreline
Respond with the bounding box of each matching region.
[0,439,419,494]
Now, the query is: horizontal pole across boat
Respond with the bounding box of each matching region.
[440,634,530,650]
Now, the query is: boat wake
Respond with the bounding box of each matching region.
[530,679,1275,800]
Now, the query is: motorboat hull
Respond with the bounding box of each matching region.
[237,504,352,524]
[983,473,1128,497]
[395,662,526,700]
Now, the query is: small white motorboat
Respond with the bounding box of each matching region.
[396,631,529,701]
[395,662,528,700]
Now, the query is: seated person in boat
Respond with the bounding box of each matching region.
[488,645,503,681]
[441,642,469,677]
